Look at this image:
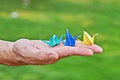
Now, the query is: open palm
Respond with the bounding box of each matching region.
[13,39,103,65]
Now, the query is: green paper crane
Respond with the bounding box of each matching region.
[42,34,65,47]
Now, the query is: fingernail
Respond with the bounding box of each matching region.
[94,45,103,53]
[84,49,93,56]
[97,47,103,53]
[88,50,94,56]
[49,54,58,59]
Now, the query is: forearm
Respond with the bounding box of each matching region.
[0,40,24,66]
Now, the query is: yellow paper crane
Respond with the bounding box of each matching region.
[78,31,98,45]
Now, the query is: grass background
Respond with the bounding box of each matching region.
[0,0,120,80]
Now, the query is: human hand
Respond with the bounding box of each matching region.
[13,39,103,65]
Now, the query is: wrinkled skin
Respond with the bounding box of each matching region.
[13,39,103,65]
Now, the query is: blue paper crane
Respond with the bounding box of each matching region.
[64,29,77,47]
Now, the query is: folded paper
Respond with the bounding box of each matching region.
[42,29,98,47]
[78,31,98,45]
[42,34,65,47]
[64,29,76,47]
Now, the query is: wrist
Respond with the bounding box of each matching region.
[0,40,25,66]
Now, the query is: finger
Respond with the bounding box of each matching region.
[76,42,103,53]
[68,47,93,56]
[52,46,93,58]
[85,44,103,53]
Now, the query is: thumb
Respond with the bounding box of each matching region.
[30,49,59,61]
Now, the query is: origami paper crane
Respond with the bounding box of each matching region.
[78,31,98,45]
[64,29,77,47]
[42,34,65,47]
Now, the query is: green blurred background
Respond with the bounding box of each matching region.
[0,0,120,80]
